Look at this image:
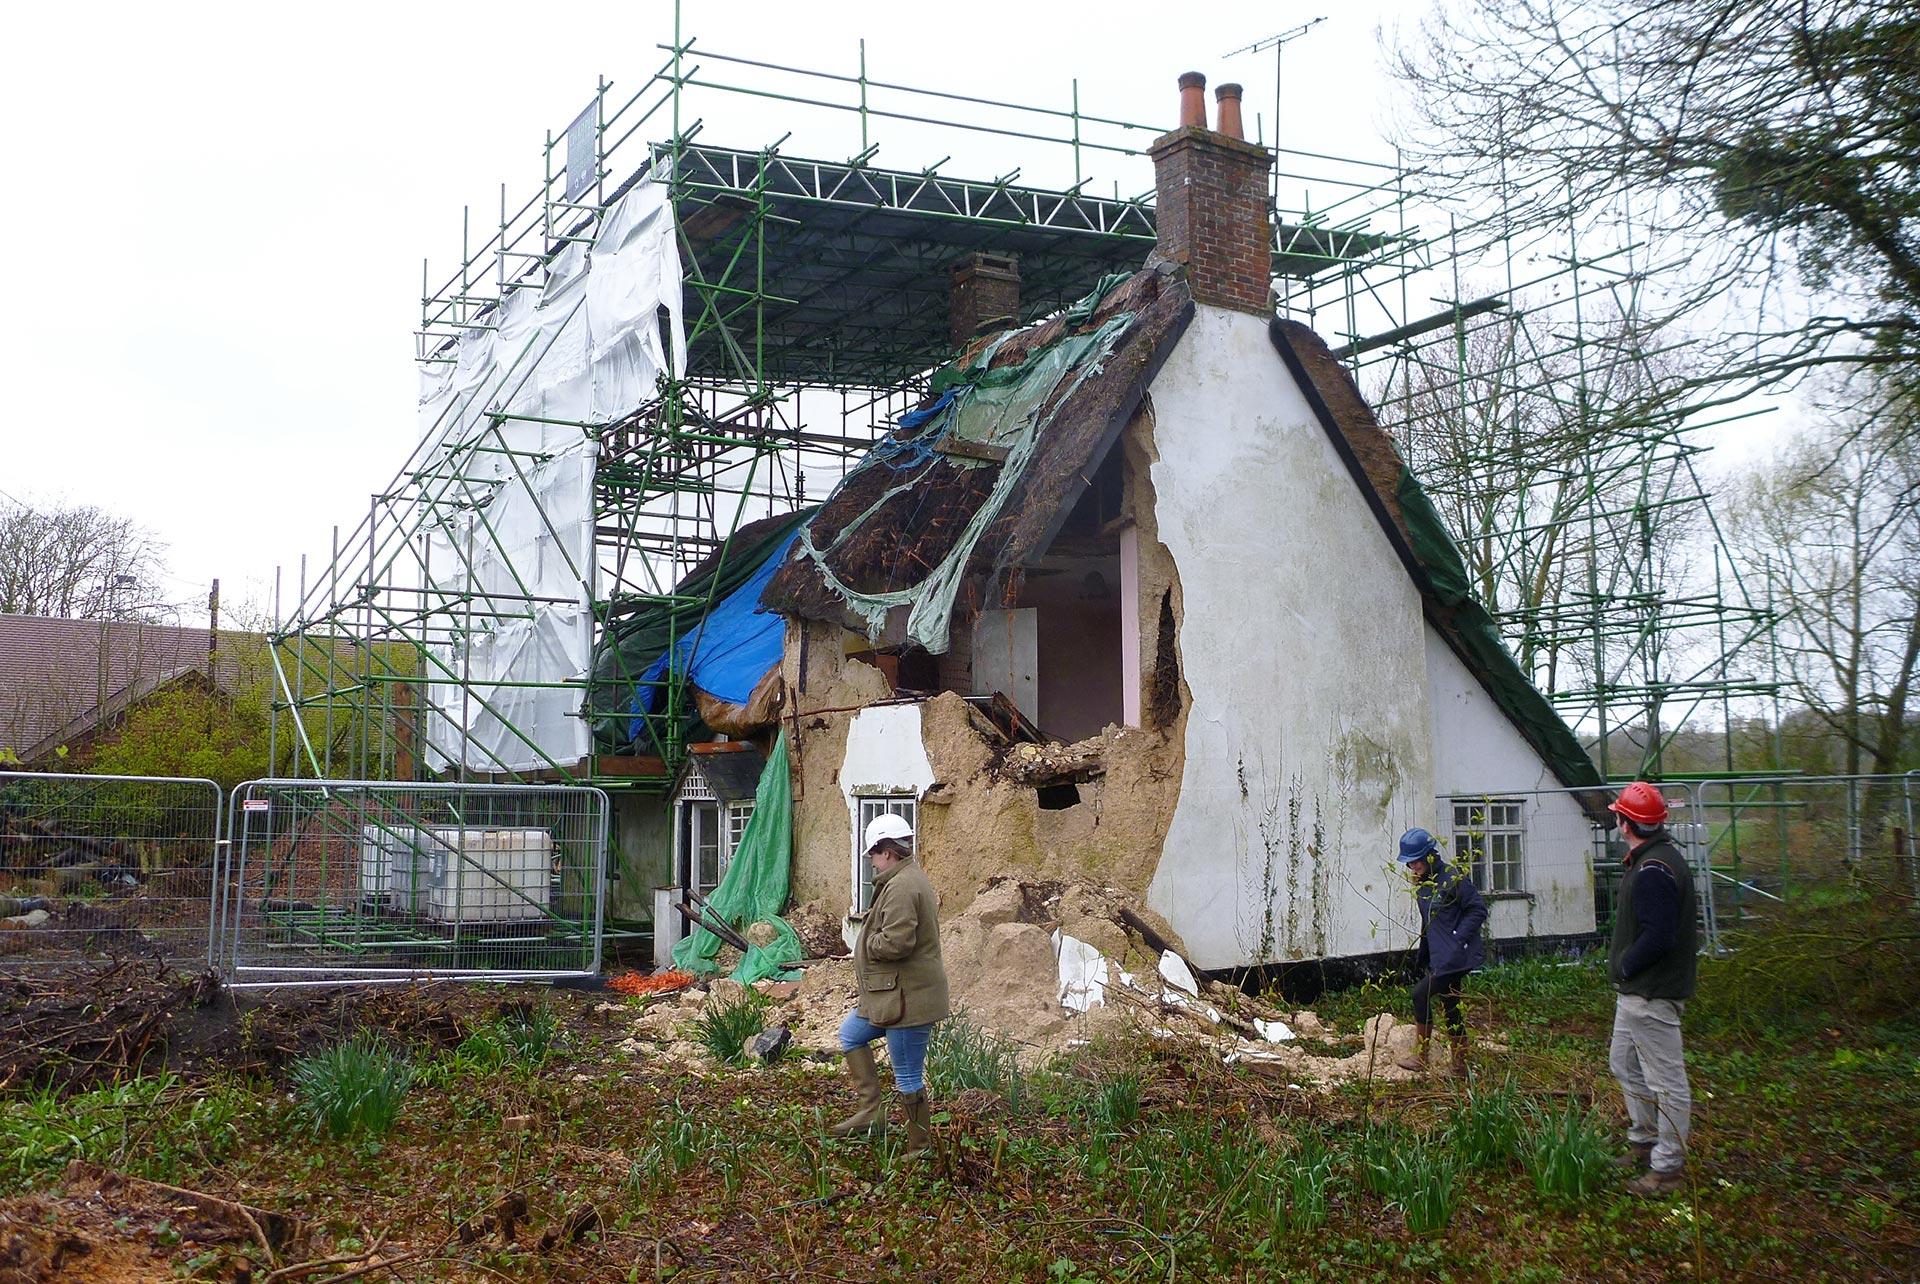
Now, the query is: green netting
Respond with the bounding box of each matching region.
[670,731,803,983]
[1395,467,1605,790]
[791,280,1139,654]
[590,508,816,753]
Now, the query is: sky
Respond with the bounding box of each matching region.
[6,0,1788,630]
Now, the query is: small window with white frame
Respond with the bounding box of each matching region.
[1452,797,1525,894]
[726,800,754,859]
[853,794,917,914]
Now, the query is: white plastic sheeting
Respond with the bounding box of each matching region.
[418,171,684,773]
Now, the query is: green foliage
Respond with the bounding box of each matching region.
[1358,1123,1411,1195]
[1091,1070,1141,1130]
[1520,1099,1611,1200]
[928,1011,1023,1101]
[418,1005,560,1086]
[1695,884,1920,1035]
[689,991,767,1066]
[0,1074,250,1185]
[1358,1129,1459,1235]
[89,681,270,792]
[290,1034,415,1140]
[1449,1077,1525,1171]
[1272,1131,1335,1233]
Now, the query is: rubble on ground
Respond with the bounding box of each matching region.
[613,876,1449,1089]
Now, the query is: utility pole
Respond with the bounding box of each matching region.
[208,579,220,681]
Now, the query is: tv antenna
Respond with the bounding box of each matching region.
[1226,17,1327,156]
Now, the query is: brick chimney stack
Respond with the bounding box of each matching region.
[1148,72,1274,315]
[949,251,1021,348]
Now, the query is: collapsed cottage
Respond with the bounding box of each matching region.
[605,76,1607,975]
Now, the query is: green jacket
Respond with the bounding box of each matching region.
[854,859,951,1028]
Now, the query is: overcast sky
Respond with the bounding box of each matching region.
[5,0,1691,626]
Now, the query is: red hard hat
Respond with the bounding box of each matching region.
[1609,781,1670,826]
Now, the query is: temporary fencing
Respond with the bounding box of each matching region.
[0,771,224,971]
[218,779,608,987]
[1688,773,1920,925]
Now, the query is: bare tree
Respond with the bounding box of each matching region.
[1389,0,1920,391]
[1379,299,1705,705]
[1727,378,1920,776]
[0,498,168,620]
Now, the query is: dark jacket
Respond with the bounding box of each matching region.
[1415,857,1488,978]
[1609,830,1698,1000]
[853,859,951,1028]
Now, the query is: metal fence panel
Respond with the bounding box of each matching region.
[1689,774,1918,926]
[0,771,224,971]
[219,779,608,987]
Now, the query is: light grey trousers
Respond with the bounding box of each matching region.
[1609,994,1691,1173]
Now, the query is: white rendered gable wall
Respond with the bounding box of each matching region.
[1144,306,1435,969]
[1424,628,1598,939]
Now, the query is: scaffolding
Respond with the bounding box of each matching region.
[268,24,1780,808]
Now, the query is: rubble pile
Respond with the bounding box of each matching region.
[614,876,1451,1088]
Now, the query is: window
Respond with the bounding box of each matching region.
[853,794,917,913]
[726,800,754,859]
[1452,798,1525,893]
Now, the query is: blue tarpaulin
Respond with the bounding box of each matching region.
[627,530,799,742]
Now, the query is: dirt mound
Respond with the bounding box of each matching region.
[1,965,503,1094]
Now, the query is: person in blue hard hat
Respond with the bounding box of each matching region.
[1393,826,1489,1076]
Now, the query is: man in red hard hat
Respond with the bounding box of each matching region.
[1605,781,1698,1197]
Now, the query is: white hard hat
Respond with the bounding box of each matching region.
[863,813,914,852]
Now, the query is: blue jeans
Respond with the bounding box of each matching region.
[838,1012,934,1094]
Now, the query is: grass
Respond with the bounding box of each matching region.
[927,1011,1023,1100]
[1450,1076,1525,1170]
[1273,1131,1334,1232]
[1520,1098,1613,1200]
[689,990,768,1065]
[7,937,1919,1283]
[289,1033,415,1140]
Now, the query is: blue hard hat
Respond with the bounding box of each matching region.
[1396,827,1438,864]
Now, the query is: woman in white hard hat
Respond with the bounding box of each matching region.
[828,812,950,1158]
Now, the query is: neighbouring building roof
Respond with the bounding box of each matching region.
[0,615,248,762]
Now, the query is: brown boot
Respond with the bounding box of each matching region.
[1446,1032,1470,1078]
[899,1089,931,1160]
[1627,1165,1686,1198]
[828,1046,886,1137]
[1611,1140,1655,1171]
[1394,1023,1432,1072]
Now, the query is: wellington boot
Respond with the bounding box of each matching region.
[1446,1032,1470,1078]
[899,1089,932,1160]
[828,1046,886,1138]
[1394,1023,1433,1072]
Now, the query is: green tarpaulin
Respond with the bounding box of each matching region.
[670,731,803,984]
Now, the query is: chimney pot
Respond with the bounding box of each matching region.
[1177,72,1208,130]
[1214,83,1245,140]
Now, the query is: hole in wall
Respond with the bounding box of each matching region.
[1036,783,1081,811]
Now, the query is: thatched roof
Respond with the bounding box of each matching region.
[761,267,1194,629]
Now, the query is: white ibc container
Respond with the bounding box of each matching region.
[359,825,437,913]
[423,828,553,924]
